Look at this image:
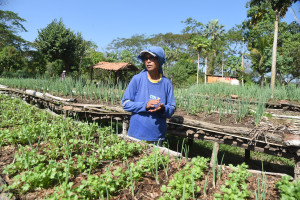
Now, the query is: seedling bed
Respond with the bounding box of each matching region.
[1,92,300,199]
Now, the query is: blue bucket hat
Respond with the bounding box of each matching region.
[137,46,166,74]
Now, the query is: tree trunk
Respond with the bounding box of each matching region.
[271,10,279,99]
[241,38,245,86]
[197,52,200,85]
[221,51,224,78]
[260,75,265,87]
[205,56,208,84]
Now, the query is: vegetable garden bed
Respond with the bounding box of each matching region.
[1,94,300,199]
[1,85,299,179]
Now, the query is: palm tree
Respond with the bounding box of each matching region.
[249,36,272,87]
[186,19,225,84]
[162,46,181,68]
[204,20,226,42]
[190,36,211,84]
[203,20,226,75]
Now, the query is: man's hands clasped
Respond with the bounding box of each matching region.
[146,99,165,112]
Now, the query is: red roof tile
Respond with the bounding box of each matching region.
[91,62,138,71]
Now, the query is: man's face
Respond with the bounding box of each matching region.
[143,53,160,73]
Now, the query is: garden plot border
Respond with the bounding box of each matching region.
[0,86,299,180]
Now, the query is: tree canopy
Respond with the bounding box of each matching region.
[0,10,28,50]
[35,18,88,73]
[248,0,298,96]
[0,5,299,86]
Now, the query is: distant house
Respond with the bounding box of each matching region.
[206,74,240,85]
[90,62,139,83]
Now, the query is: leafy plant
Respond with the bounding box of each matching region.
[160,156,209,200]
[214,163,252,200]
[276,175,300,200]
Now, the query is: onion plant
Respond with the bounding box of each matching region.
[1,78,299,126]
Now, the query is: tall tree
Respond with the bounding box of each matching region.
[225,56,242,77]
[120,50,135,63]
[150,33,190,67]
[0,10,28,50]
[181,17,204,35]
[0,10,29,75]
[24,50,47,75]
[190,36,211,84]
[79,49,106,76]
[226,26,245,76]
[149,32,189,50]
[0,46,25,74]
[182,18,207,84]
[108,32,190,67]
[183,18,226,83]
[249,0,297,97]
[167,59,197,87]
[162,46,187,68]
[203,20,226,75]
[107,34,147,56]
[35,18,87,73]
[76,39,97,75]
[249,36,272,86]
[276,21,300,84]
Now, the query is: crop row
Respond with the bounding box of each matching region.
[1,78,296,125]
[0,95,143,198]
[0,94,299,199]
[1,78,299,103]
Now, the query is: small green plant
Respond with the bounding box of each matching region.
[214,163,252,200]
[276,175,300,200]
[160,156,209,200]
[255,172,267,200]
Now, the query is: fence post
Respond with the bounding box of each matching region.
[122,115,129,135]
[210,142,219,167]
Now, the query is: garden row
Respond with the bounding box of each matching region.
[1,78,299,125]
[0,94,299,199]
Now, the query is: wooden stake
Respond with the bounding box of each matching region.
[244,149,251,164]
[122,116,129,135]
[210,142,219,167]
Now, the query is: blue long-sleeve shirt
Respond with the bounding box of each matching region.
[121,70,176,141]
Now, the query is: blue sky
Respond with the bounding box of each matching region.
[2,0,299,51]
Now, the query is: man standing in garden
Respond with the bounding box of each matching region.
[61,70,66,80]
[121,46,176,146]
